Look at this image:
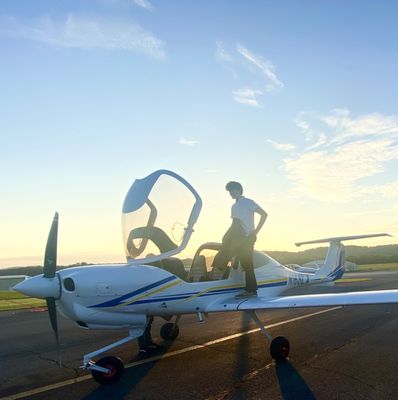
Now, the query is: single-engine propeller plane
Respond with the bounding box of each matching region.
[14,170,398,384]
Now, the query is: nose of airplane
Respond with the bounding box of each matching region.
[13,275,61,299]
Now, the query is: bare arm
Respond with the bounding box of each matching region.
[254,206,267,236]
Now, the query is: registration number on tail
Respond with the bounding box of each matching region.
[288,275,310,286]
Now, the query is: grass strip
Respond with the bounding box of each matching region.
[0,298,46,311]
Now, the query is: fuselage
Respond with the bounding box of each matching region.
[51,251,333,329]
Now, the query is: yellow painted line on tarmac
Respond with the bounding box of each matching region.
[336,278,372,283]
[0,306,342,400]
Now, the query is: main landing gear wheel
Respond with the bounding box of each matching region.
[160,322,179,341]
[91,356,124,385]
[270,336,290,362]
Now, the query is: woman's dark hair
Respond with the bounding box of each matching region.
[225,181,243,194]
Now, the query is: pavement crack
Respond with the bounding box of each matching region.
[299,336,359,369]
[206,362,274,400]
[27,351,80,378]
[307,364,387,396]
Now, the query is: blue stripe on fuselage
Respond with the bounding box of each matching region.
[89,275,177,308]
[327,248,345,280]
[119,279,288,306]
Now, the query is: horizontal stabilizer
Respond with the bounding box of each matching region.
[295,233,391,247]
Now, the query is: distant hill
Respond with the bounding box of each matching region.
[0,262,93,277]
[1,244,398,276]
[267,244,398,265]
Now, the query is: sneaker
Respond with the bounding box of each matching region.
[139,342,162,353]
[235,290,257,299]
[146,342,162,350]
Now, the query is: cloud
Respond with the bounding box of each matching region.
[215,42,283,107]
[232,88,263,107]
[328,111,398,145]
[215,41,233,63]
[266,139,295,151]
[284,109,398,202]
[305,133,327,150]
[132,0,154,11]
[179,137,199,146]
[237,44,284,90]
[359,181,398,198]
[0,14,165,59]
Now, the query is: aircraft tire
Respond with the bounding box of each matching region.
[160,322,179,341]
[91,356,124,385]
[270,336,290,362]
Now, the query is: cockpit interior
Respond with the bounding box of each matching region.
[121,170,276,282]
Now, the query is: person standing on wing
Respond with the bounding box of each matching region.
[213,181,267,298]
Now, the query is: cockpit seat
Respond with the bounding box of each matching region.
[128,226,187,279]
[161,257,187,280]
[209,265,229,280]
[147,258,187,280]
[187,255,207,282]
[127,226,178,257]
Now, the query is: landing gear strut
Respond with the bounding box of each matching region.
[246,310,290,362]
[82,327,144,385]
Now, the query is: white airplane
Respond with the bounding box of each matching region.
[14,169,398,385]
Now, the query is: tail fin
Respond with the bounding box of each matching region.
[295,233,391,281]
[313,242,345,281]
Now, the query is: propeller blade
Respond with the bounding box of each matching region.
[44,212,59,278]
[46,297,59,344]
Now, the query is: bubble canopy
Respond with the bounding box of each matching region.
[122,170,202,264]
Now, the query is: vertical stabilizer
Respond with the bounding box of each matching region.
[313,242,345,280]
[295,233,391,281]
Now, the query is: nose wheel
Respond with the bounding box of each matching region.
[83,327,145,385]
[91,356,124,385]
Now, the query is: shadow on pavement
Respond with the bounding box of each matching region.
[231,312,253,400]
[275,360,315,400]
[81,340,173,400]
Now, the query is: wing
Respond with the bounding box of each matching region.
[205,290,398,313]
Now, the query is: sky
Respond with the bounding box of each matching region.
[1,0,398,267]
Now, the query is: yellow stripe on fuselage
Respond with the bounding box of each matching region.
[336,278,372,283]
[175,277,288,304]
[115,280,181,309]
[115,277,288,309]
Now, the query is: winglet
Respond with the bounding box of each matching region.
[295,233,392,247]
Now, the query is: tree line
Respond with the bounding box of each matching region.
[1,245,398,276]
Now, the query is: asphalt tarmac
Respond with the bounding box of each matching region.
[1,271,398,400]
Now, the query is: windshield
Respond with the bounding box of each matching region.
[122,170,202,264]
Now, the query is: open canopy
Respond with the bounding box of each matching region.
[122,170,202,264]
